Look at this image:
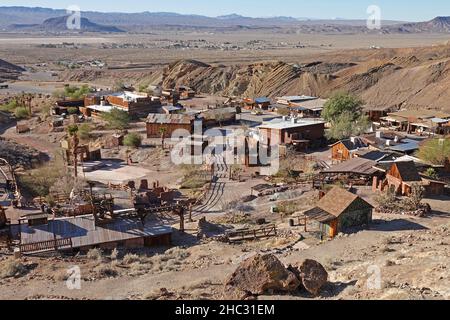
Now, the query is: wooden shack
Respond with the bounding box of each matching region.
[384,161,422,196]
[330,138,368,162]
[146,114,194,138]
[304,187,373,238]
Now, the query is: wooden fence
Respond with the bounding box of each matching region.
[226,224,277,243]
[20,238,73,254]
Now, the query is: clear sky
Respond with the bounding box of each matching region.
[1,0,449,21]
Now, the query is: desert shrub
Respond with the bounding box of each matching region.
[17,164,65,198]
[87,248,103,261]
[67,124,79,136]
[14,107,31,119]
[94,264,118,278]
[375,187,397,211]
[123,133,142,148]
[40,104,51,120]
[399,184,425,211]
[63,85,92,100]
[67,107,78,114]
[180,165,209,189]
[110,248,119,261]
[0,259,27,279]
[277,200,301,216]
[0,99,20,112]
[102,109,130,130]
[122,253,142,265]
[78,123,92,141]
[424,168,439,180]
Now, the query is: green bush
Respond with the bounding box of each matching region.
[102,109,131,130]
[67,107,79,114]
[67,124,79,136]
[78,123,92,140]
[14,107,31,119]
[0,99,19,112]
[124,133,142,148]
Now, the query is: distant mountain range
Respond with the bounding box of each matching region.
[1,6,450,33]
[8,16,124,33]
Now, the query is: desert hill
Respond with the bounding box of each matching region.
[137,45,450,112]
[0,59,25,83]
[8,15,124,33]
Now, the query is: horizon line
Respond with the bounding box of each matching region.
[0,5,430,22]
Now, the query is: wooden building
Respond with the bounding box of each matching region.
[146,114,194,138]
[379,161,447,196]
[19,214,172,254]
[258,117,325,151]
[304,187,373,238]
[84,91,162,118]
[330,137,368,162]
[383,161,422,196]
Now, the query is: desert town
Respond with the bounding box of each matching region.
[0,5,449,302]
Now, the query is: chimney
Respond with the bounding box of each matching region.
[282,116,287,121]
[394,136,399,143]
[386,140,392,146]
[376,131,382,139]
[291,117,298,124]
[350,137,356,144]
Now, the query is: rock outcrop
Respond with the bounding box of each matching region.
[296,259,329,296]
[223,254,300,299]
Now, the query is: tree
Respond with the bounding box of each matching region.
[102,109,131,130]
[124,133,142,148]
[322,92,369,140]
[322,92,363,121]
[159,127,168,149]
[326,112,370,140]
[416,138,450,165]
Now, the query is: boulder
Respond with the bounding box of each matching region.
[297,259,328,296]
[223,254,300,299]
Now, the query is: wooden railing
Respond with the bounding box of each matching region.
[226,224,277,243]
[20,238,73,254]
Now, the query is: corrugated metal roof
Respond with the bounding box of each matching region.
[20,214,172,249]
[255,97,271,104]
[304,207,336,223]
[323,158,378,176]
[146,113,192,125]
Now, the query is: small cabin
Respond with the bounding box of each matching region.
[330,138,368,162]
[304,187,373,238]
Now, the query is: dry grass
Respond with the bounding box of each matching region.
[94,263,118,278]
[87,248,103,262]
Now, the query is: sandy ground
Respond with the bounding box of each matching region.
[1,169,449,300]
